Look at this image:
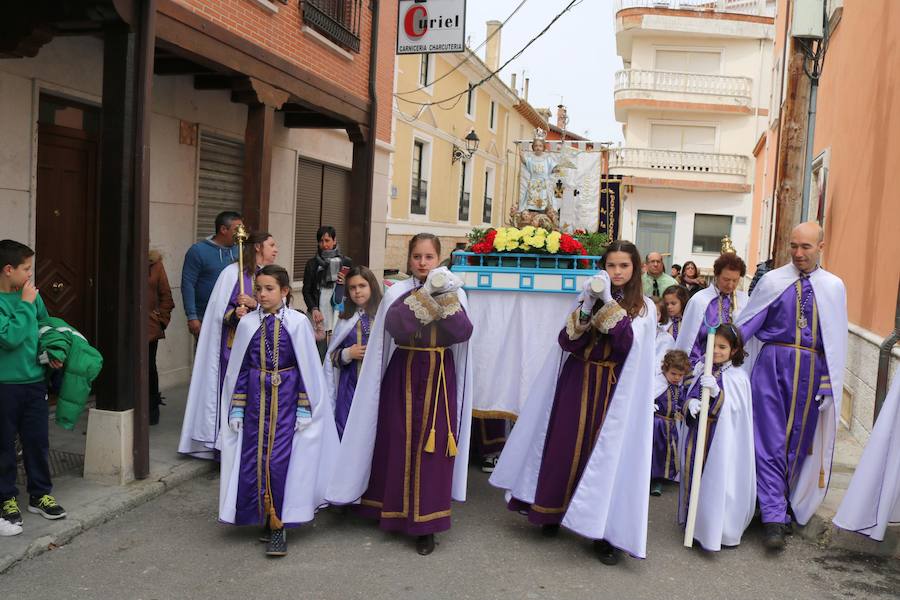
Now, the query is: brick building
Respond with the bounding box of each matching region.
[0,0,396,476]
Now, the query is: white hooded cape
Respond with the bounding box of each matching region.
[679,365,756,551]
[326,278,475,504]
[490,296,656,558]
[178,263,240,458]
[675,284,749,358]
[736,263,847,525]
[833,372,900,541]
[656,326,675,369]
[218,307,339,524]
[323,313,362,416]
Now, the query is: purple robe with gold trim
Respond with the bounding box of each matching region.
[651,381,685,481]
[356,288,473,535]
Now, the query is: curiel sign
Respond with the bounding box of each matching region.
[397,0,467,55]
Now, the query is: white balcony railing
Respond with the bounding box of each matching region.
[610,147,749,177]
[615,0,775,17]
[615,69,752,100]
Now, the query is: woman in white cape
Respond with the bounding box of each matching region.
[326,234,474,556]
[490,240,655,565]
[178,232,277,458]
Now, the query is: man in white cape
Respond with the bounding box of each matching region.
[737,222,848,550]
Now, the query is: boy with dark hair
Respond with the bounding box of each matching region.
[0,239,66,528]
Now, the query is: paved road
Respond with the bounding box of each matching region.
[3,468,898,600]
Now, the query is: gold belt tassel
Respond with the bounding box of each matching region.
[398,345,457,457]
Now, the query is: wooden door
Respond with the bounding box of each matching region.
[35,123,98,341]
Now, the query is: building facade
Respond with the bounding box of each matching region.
[0,0,397,416]
[750,0,899,443]
[386,21,535,269]
[610,0,775,271]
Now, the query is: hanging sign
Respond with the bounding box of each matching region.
[397,0,467,54]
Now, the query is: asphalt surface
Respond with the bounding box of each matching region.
[2,468,898,600]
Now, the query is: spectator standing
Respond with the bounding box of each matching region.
[641,252,677,298]
[148,249,174,426]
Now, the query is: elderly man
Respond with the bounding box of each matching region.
[675,252,749,367]
[181,211,243,337]
[641,252,677,298]
[737,222,847,550]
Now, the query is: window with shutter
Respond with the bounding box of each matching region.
[654,49,722,74]
[293,158,352,280]
[196,132,244,240]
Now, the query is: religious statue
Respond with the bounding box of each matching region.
[721,235,736,254]
[510,128,560,230]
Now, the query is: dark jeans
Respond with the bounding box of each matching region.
[0,382,52,499]
[149,340,160,405]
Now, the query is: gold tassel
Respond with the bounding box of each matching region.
[424,427,436,453]
[264,491,283,529]
[818,466,826,489]
[446,431,458,457]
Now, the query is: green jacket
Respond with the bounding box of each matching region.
[38,317,103,430]
[0,291,48,384]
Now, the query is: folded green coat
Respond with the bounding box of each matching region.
[38,317,104,430]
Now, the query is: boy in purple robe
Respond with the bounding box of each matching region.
[324,266,382,438]
[650,349,690,496]
[737,223,848,550]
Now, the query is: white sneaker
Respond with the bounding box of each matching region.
[0,517,22,536]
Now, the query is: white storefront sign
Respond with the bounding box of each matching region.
[397,0,466,54]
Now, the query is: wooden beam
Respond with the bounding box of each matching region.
[284,113,349,129]
[193,74,236,90]
[242,103,275,232]
[154,56,212,75]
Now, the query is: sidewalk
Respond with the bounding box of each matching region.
[0,385,213,574]
[798,426,900,558]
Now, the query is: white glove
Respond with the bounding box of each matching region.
[816,394,833,411]
[582,272,613,304]
[700,374,720,398]
[653,404,660,412]
[229,417,243,433]
[423,267,462,296]
[295,416,313,432]
[687,398,701,418]
[580,294,596,315]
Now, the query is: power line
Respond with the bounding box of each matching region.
[395,0,582,109]
[395,0,531,96]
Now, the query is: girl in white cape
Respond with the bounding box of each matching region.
[179,232,278,458]
[218,265,338,557]
[490,239,656,565]
[323,266,382,439]
[678,323,756,551]
[326,233,474,557]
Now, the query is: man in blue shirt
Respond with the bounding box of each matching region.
[181,211,243,337]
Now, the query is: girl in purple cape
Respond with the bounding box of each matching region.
[324,266,382,439]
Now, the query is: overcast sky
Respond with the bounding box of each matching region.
[463,0,623,142]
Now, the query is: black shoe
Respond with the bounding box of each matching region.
[28,494,67,520]
[593,539,621,565]
[1,498,23,525]
[416,534,435,556]
[149,405,160,426]
[541,524,560,537]
[650,480,663,497]
[762,523,786,550]
[259,521,271,543]
[266,528,287,557]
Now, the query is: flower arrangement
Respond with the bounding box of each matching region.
[572,229,610,258]
[467,226,588,257]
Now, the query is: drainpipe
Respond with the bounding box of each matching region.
[874,279,900,422]
[364,0,380,266]
[799,76,818,220]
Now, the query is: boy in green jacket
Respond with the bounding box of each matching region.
[0,240,66,527]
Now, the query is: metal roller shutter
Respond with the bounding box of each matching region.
[196,132,244,240]
[321,165,352,254]
[294,159,324,278]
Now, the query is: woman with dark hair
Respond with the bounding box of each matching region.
[302,226,353,350]
[219,264,339,557]
[327,233,475,556]
[679,261,704,296]
[679,322,755,552]
[491,239,657,566]
[179,231,278,458]
[323,266,383,438]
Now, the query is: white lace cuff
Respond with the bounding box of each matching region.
[591,301,627,334]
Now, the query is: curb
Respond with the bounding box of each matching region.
[799,511,900,558]
[0,460,214,574]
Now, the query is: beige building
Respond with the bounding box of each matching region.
[386,22,537,269]
[611,0,775,271]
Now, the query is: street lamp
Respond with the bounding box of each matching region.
[452,129,480,163]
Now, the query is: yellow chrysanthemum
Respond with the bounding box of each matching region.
[546,231,562,254]
[507,228,522,241]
